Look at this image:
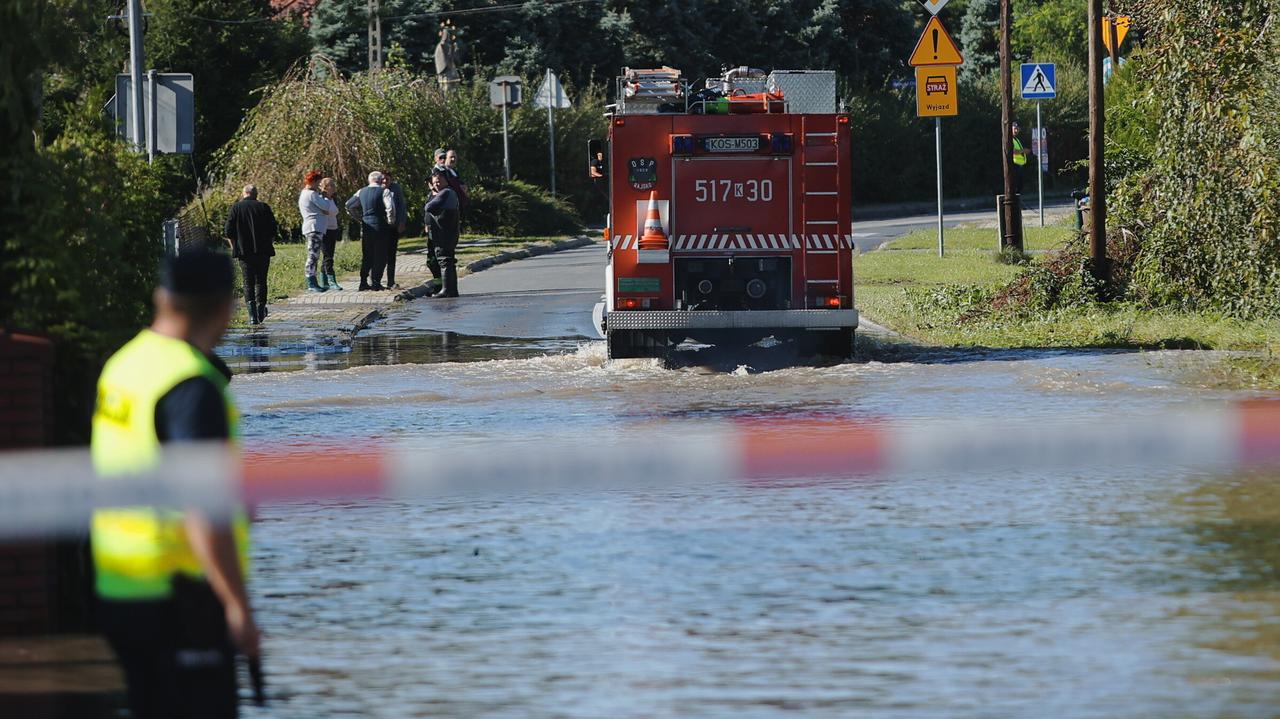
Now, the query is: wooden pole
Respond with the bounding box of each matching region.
[999,0,1023,251]
[1088,0,1109,284]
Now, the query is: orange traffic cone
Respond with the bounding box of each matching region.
[637,191,669,250]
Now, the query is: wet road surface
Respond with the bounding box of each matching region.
[222,232,1280,718]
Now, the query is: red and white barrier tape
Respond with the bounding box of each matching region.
[1,402,1277,539]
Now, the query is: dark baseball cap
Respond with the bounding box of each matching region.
[159,251,234,296]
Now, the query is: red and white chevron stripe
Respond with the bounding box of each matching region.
[610,234,854,251]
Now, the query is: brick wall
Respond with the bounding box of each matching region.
[0,330,58,636]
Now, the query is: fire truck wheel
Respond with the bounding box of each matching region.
[606,330,671,360]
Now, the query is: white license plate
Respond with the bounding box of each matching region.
[705,136,759,153]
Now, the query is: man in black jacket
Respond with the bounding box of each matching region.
[424,170,460,298]
[223,185,277,324]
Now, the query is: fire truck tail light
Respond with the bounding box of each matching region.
[824,296,844,309]
[770,133,794,154]
[837,115,850,125]
[613,117,626,126]
[671,135,695,155]
[618,298,652,310]
[603,227,611,242]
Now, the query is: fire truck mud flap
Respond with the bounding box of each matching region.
[606,309,858,331]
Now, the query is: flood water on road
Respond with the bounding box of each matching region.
[228,335,1280,718]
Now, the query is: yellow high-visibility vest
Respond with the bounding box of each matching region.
[90,329,249,600]
[1013,137,1028,166]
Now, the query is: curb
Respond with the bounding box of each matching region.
[395,235,597,302]
[337,308,382,336]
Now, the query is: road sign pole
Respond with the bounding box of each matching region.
[546,70,556,196]
[146,69,157,164]
[1036,101,1044,227]
[501,97,511,180]
[936,117,945,258]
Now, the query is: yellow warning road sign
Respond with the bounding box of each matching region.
[1102,15,1131,52]
[909,17,965,67]
[916,66,959,118]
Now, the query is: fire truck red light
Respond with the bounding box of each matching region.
[825,297,842,308]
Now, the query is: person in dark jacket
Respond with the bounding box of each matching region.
[424,169,460,298]
[222,185,277,324]
[344,171,396,291]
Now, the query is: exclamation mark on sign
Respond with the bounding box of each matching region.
[932,29,939,60]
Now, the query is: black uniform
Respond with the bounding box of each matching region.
[223,198,277,323]
[424,188,460,297]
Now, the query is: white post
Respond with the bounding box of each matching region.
[547,69,557,196]
[146,69,157,164]
[501,97,511,180]
[1036,101,1045,228]
[127,0,145,151]
[936,117,945,258]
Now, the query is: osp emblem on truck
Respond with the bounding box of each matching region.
[628,157,658,190]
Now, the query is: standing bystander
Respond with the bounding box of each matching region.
[345,171,396,291]
[383,172,408,289]
[424,169,461,298]
[1011,121,1029,197]
[298,171,332,293]
[92,252,260,719]
[442,149,470,211]
[318,177,343,290]
[222,185,277,325]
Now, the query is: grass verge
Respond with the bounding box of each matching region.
[856,225,1280,387]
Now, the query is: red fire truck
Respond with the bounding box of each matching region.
[594,66,858,360]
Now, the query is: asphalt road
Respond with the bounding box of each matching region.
[401,205,1070,339]
[398,244,606,339]
[851,200,1073,251]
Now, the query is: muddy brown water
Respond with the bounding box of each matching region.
[216,323,1280,718]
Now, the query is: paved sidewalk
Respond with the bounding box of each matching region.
[255,237,598,332]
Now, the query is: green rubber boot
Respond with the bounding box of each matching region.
[327,273,344,291]
[317,272,329,290]
[306,275,327,293]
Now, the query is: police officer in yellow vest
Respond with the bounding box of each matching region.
[1011,120,1029,197]
[92,252,259,719]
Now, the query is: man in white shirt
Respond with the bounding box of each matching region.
[344,171,397,291]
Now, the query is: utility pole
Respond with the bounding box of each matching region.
[998,0,1023,252]
[1088,0,1109,284]
[127,0,146,152]
[367,0,383,71]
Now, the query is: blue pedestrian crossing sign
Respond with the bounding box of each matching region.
[1020,63,1057,100]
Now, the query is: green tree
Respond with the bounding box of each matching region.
[3,0,172,443]
[1012,0,1088,65]
[145,0,311,167]
[311,0,914,93]
[960,0,1000,79]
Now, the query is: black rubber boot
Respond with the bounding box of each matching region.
[438,258,458,297]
